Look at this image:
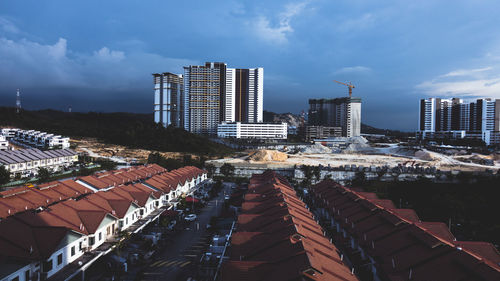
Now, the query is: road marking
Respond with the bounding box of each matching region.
[150,260,163,267]
[157,260,169,267]
[165,260,177,267]
[179,261,191,268]
[172,260,185,266]
[184,254,197,257]
[184,249,200,252]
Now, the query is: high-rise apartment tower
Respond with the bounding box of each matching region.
[182,62,263,134]
[153,72,183,128]
[418,97,500,145]
[308,97,362,137]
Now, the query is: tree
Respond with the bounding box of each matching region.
[183,154,193,166]
[352,171,367,187]
[220,163,235,178]
[96,159,117,171]
[114,230,131,256]
[198,155,207,168]
[313,166,321,182]
[79,166,92,176]
[301,165,313,181]
[205,163,216,178]
[37,167,51,184]
[147,152,161,164]
[0,166,10,186]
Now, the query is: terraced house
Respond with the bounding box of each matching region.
[0,164,208,281]
[220,171,500,281]
[0,148,78,178]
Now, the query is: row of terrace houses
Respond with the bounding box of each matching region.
[0,148,78,177]
[309,179,500,281]
[0,164,208,281]
[220,171,358,281]
[1,129,70,149]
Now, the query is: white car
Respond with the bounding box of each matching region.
[185,214,197,221]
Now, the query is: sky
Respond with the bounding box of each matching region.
[1,0,500,131]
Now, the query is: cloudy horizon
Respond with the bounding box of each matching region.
[1,0,500,131]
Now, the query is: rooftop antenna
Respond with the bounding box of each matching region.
[16,89,21,113]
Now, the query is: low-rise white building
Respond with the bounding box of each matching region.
[0,148,78,177]
[1,128,19,138]
[2,129,71,149]
[217,122,287,139]
[0,135,8,151]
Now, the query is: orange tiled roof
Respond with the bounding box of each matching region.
[221,170,358,281]
[310,179,500,281]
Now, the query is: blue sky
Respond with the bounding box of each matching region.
[1,0,500,130]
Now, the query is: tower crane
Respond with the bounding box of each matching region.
[333,80,355,97]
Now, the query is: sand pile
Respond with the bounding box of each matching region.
[415,150,436,161]
[249,150,288,162]
[343,143,375,153]
[300,143,332,154]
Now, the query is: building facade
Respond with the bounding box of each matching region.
[0,148,78,177]
[217,122,287,139]
[231,68,264,123]
[183,62,227,134]
[153,72,183,128]
[308,97,361,137]
[305,126,342,141]
[0,135,8,151]
[1,129,70,150]
[154,62,264,135]
[179,62,264,135]
[0,165,208,281]
[418,98,500,145]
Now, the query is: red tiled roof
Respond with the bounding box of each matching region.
[0,180,92,219]
[0,214,74,260]
[77,164,168,190]
[310,179,500,281]
[222,170,358,281]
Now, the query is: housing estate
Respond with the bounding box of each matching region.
[0,164,207,281]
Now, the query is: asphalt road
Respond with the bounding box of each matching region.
[137,183,232,281]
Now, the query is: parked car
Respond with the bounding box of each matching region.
[167,220,177,230]
[185,214,197,221]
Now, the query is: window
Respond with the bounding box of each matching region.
[89,237,95,246]
[71,246,75,257]
[119,221,123,228]
[11,277,19,281]
[126,218,128,225]
[99,232,102,241]
[25,270,30,281]
[79,242,83,251]
[57,253,62,265]
[42,259,53,272]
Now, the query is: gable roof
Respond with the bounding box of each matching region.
[310,179,500,281]
[222,170,358,281]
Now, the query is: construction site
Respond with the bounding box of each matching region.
[210,79,500,177]
[207,139,500,182]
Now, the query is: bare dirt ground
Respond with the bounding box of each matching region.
[71,138,196,163]
[210,143,500,172]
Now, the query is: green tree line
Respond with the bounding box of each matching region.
[0,107,233,156]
